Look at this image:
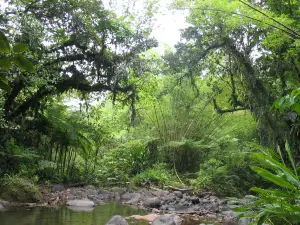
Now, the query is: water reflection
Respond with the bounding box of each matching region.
[0,201,148,225]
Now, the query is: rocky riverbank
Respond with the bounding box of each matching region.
[0,184,250,225]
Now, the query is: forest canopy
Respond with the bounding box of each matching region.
[0,0,300,224]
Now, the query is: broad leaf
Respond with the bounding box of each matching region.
[13,43,28,53]
[14,55,35,73]
[0,56,11,70]
[0,76,11,92]
[0,31,10,53]
[251,166,297,190]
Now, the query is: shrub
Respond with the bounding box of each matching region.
[0,175,42,203]
[234,142,300,225]
[132,163,178,187]
[190,155,258,197]
[96,140,149,183]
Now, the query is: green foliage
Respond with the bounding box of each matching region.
[133,163,178,187]
[234,142,300,225]
[96,140,150,183]
[0,175,42,203]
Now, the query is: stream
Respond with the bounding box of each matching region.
[0,201,222,225]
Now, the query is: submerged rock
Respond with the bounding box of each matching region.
[130,214,159,222]
[106,215,129,225]
[152,214,181,225]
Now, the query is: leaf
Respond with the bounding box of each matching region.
[14,55,35,73]
[0,31,10,53]
[251,153,300,187]
[0,56,11,70]
[0,76,11,92]
[285,141,298,176]
[13,43,28,53]
[251,166,297,190]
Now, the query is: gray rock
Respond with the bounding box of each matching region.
[152,214,181,225]
[67,199,95,207]
[114,188,126,196]
[84,185,97,190]
[219,199,228,205]
[52,184,65,192]
[143,197,161,208]
[190,196,199,204]
[152,190,169,198]
[0,200,9,207]
[106,215,128,225]
[173,191,183,198]
[238,218,252,225]
[67,206,95,212]
[161,195,175,203]
[86,189,98,196]
[121,193,141,204]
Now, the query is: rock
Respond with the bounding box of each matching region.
[67,206,95,212]
[152,190,169,198]
[131,214,159,222]
[143,197,161,208]
[52,184,65,192]
[173,191,183,198]
[161,195,175,203]
[86,189,98,196]
[114,188,126,196]
[0,200,9,207]
[152,214,181,225]
[67,199,95,207]
[106,215,128,225]
[121,193,141,204]
[84,185,97,190]
[219,199,228,205]
[238,218,252,225]
[190,196,199,204]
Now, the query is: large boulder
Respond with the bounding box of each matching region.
[67,199,95,207]
[143,197,161,208]
[106,215,128,225]
[121,193,141,204]
[52,184,66,192]
[152,214,181,225]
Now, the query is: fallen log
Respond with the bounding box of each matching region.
[166,186,194,193]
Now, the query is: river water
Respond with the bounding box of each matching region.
[0,201,222,225]
[0,201,149,225]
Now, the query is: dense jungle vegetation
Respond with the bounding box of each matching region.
[0,0,300,223]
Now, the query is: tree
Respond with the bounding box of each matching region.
[169,0,300,150]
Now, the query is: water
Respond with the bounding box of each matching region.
[0,201,149,225]
[0,201,223,225]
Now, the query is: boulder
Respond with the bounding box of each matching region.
[190,196,199,204]
[173,191,183,198]
[121,193,141,204]
[67,199,95,207]
[67,206,95,212]
[161,195,176,204]
[152,214,181,225]
[0,200,9,207]
[131,214,159,222]
[143,197,161,208]
[52,184,65,192]
[106,215,128,225]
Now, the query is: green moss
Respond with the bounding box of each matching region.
[0,175,42,203]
